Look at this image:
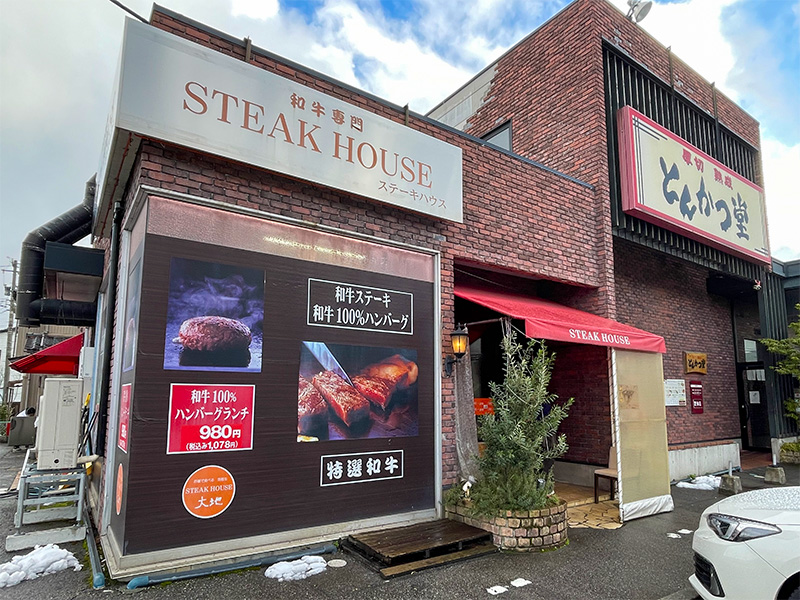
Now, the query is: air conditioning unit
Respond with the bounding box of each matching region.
[36,378,83,470]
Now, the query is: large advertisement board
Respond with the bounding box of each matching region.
[101,19,462,224]
[109,197,436,555]
[618,106,769,264]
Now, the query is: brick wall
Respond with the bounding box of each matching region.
[593,0,760,150]
[463,0,618,320]
[444,0,763,320]
[614,239,741,445]
[449,0,757,450]
[89,234,112,526]
[550,343,611,465]
[462,0,760,170]
[733,298,762,361]
[143,6,619,485]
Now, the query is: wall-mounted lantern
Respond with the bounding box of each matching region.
[444,324,469,377]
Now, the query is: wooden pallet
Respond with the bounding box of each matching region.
[9,469,21,492]
[344,519,495,578]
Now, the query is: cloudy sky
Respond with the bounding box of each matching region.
[1,0,798,299]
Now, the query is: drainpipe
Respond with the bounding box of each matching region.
[96,200,123,456]
[667,47,677,131]
[16,177,96,326]
[711,83,722,161]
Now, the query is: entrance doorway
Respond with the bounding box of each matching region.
[737,365,770,450]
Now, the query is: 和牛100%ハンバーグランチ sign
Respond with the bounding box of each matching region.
[167,384,255,454]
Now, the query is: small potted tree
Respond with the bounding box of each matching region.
[446,325,573,550]
[761,304,800,465]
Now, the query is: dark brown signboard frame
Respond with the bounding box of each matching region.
[107,197,437,556]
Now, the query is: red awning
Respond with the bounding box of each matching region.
[455,284,665,353]
[10,333,84,375]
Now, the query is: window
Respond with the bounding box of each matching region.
[24,333,68,353]
[481,121,511,151]
[743,339,758,363]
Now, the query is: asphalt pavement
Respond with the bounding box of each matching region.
[1,443,798,600]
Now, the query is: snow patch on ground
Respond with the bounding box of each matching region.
[0,544,82,588]
[676,475,720,490]
[264,555,327,581]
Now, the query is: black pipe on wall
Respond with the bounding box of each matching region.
[16,177,96,326]
[32,299,98,327]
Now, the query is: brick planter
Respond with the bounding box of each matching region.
[780,450,800,465]
[446,500,568,551]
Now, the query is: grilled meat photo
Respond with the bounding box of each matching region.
[352,375,392,410]
[311,370,370,427]
[359,354,418,390]
[298,375,328,435]
[174,316,252,351]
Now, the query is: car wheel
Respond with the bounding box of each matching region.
[788,585,800,600]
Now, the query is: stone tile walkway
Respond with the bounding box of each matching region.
[555,482,612,507]
[567,500,622,530]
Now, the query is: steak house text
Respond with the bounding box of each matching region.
[568,329,631,345]
[184,483,234,494]
[183,81,434,188]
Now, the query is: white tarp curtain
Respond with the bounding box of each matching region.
[613,349,674,521]
[453,345,480,482]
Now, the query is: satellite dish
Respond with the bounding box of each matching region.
[626,0,652,23]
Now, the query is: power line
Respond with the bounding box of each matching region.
[106,0,148,24]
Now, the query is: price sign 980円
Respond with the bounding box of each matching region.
[167,384,255,454]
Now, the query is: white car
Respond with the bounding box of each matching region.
[690,486,800,600]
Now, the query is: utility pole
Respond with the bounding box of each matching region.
[2,259,18,408]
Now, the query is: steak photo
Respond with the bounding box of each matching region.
[297,342,419,441]
[352,375,392,409]
[298,375,328,435]
[311,370,370,427]
[360,354,419,390]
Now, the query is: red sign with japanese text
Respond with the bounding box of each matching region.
[118,384,131,453]
[167,384,255,454]
[689,380,704,414]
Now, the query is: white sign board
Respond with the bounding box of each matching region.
[106,19,463,222]
[618,106,769,264]
[664,379,686,407]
